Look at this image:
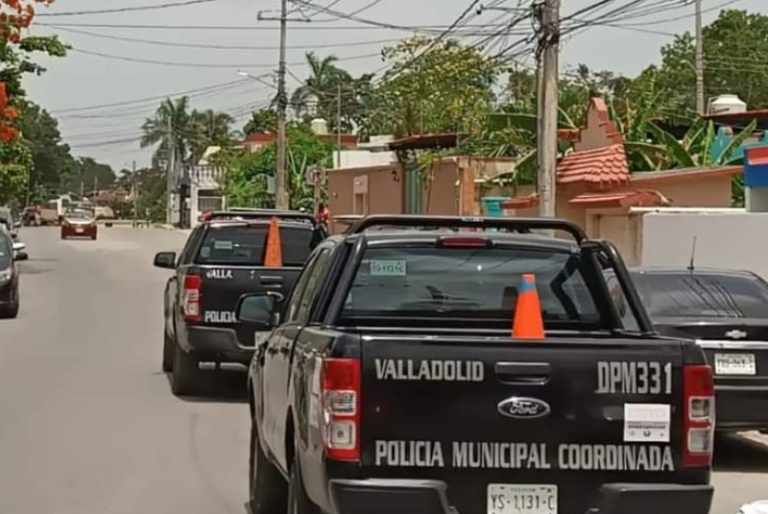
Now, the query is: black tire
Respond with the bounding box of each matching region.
[288,456,321,514]
[171,343,199,396]
[249,420,288,514]
[0,300,18,319]
[162,329,175,372]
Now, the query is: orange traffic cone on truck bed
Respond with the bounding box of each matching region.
[264,216,283,268]
[511,273,545,339]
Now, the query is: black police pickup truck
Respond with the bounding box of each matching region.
[238,216,714,514]
[153,209,326,396]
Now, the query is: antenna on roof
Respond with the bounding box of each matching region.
[687,236,698,273]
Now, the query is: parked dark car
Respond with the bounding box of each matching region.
[154,209,327,396]
[61,208,98,240]
[0,226,27,319]
[241,215,714,514]
[631,267,768,432]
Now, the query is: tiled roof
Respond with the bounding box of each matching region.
[569,189,671,208]
[557,143,630,189]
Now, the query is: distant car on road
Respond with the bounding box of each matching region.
[0,207,20,241]
[61,209,98,240]
[0,225,27,319]
[632,267,768,432]
[153,209,327,396]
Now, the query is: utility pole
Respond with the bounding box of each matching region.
[132,160,139,228]
[336,84,342,169]
[273,0,290,210]
[535,0,560,218]
[694,0,705,114]
[166,117,175,225]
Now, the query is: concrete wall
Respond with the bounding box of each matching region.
[327,165,403,233]
[640,211,768,279]
[650,175,733,207]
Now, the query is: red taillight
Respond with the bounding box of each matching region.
[321,358,361,461]
[438,236,490,248]
[684,364,715,467]
[182,273,202,322]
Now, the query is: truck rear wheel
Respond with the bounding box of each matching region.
[162,330,174,372]
[249,421,287,514]
[288,456,320,514]
[171,343,199,396]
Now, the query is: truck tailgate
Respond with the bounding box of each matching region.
[197,265,300,340]
[361,335,686,514]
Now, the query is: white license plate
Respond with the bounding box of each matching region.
[715,353,756,375]
[488,484,557,514]
[76,227,84,233]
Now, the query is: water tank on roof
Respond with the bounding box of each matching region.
[709,94,747,115]
[311,118,328,135]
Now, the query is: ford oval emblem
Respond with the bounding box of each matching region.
[497,397,551,419]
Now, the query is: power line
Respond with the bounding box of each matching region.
[68,47,382,69]
[39,24,399,51]
[37,0,230,17]
[611,0,742,27]
[51,78,259,114]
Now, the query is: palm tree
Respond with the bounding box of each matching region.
[243,108,278,136]
[140,97,193,167]
[290,52,350,121]
[189,109,235,163]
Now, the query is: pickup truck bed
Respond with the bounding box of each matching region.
[245,216,714,514]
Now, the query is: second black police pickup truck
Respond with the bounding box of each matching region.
[239,216,714,514]
[153,209,326,396]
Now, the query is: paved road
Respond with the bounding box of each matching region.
[0,227,249,514]
[0,227,766,514]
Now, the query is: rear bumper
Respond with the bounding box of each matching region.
[328,480,713,514]
[186,326,254,363]
[715,385,768,431]
[62,226,97,237]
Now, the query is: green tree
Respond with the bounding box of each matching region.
[243,108,278,136]
[17,102,72,196]
[63,157,116,193]
[220,125,334,210]
[140,97,194,167]
[189,109,235,163]
[361,37,500,137]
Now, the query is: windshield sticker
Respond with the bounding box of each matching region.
[596,361,673,395]
[214,240,234,250]
[373,440,674,472]
[199,247,211,258]
[624,404,670,443]
[369,259,406,277]
[375,358,484,382]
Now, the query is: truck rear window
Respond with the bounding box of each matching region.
[196,224,313,266]
[341,247,601,328]
[634,272,768,319]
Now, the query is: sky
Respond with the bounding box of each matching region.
[22,0,768,171]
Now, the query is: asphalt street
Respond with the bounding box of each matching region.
[0,226,765,514]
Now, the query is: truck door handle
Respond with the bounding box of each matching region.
[495,362,551,385]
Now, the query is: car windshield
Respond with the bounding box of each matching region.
[196,223,314,266]
[633,272,768,319]
[340,246,602,329]
[66,210,93,220]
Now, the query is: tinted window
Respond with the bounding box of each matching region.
[634,272,768,319]
[196,223,313,266]
[341,247,600,328]
[0,234,11,269]
[296,249,332,323]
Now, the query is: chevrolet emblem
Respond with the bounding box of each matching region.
[725,329,747,340]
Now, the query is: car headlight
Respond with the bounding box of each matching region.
[0,269,11,283]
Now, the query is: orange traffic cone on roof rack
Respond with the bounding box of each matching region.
[264,216,283,268]
[511,273,544,339]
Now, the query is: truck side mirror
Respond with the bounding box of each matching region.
[236,292,283,328]
[153,251,177,269]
